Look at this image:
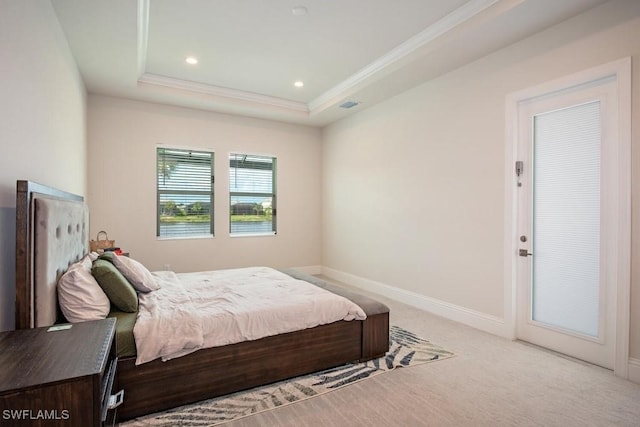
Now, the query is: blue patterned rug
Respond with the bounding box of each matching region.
[122,326,454,426]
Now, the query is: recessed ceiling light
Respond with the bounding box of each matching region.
[185,56,198,65]
[292,6,308,16]
[294,81,304,88]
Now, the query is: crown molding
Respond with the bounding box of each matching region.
[307,0,500,113]
[138,73,310,113]
[137,0,149,76]
[136,0,498,117]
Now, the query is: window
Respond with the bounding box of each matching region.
[229,153,276,235]
[157,147,214,238]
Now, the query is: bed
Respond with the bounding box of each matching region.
[14,180,390,421]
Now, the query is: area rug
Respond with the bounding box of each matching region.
[121,326,454,426]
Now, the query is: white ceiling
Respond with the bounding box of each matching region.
[51,0,608,127]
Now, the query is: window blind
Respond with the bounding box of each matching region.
[532,101,601,337]
[157,148,214,238]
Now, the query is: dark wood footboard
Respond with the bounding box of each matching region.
[117,312,389,421]
[362,312,390,360]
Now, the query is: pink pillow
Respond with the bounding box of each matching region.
[58,256,110,322]
[111,255,160,293]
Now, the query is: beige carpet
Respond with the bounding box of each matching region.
[214,275,640,427]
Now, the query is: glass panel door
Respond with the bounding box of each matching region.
[531,101,601,337]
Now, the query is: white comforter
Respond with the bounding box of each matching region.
[133,267,366,365]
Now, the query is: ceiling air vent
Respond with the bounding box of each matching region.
[339,101,359,109]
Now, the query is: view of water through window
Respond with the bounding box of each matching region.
[159,221,272,237]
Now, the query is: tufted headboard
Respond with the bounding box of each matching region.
[15,180,88,329]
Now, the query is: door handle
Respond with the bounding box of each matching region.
[519,249,533,257]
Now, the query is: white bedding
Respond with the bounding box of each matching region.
[133,267,366,365]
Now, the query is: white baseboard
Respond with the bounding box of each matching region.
[321,267,510,338]
[628,358,640,384]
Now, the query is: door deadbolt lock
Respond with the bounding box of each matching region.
[519,249,533,257]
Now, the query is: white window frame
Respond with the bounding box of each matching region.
[229,153,277,237]
[156,146,215,240]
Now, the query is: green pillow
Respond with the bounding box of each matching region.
[92,259,138,312]
[99,251,116,263]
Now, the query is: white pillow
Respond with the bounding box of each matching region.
[111,255,160,293]
[58,256,110,322]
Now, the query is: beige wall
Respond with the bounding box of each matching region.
[87,95,322,273]
[0,0,87,331]
[322,0,640,358]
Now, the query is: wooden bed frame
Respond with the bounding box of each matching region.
[14,180,390,421]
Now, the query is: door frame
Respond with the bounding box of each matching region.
[503,57,631,378]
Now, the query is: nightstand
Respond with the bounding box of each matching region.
[0,318,122,426]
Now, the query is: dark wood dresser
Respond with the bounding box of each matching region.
[0,318,121,426]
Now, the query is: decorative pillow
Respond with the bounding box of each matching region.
[99,252,117,263]
[100,252,160,293]
[91,259,138,312]
[58,256,110,322]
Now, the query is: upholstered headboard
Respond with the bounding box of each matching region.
[15,180,88,329]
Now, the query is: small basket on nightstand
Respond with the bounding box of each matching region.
[90,230,115,253]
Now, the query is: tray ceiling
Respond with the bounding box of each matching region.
[51,0,608,126]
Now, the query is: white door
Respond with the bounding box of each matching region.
[515,78,618,369]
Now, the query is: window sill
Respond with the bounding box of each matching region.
[229,232,276,238]
[157,234,214,241]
